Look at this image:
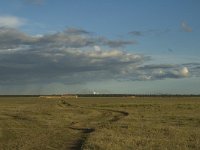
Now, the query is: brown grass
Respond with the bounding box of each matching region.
[0,96,200,150]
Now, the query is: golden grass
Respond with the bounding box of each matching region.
[82,97,200,150]
[0,96,200,150]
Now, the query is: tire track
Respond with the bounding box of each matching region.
[59,99,129,150]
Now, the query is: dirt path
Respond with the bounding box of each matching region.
[59,99,129,150]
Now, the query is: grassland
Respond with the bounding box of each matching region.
[0,96,200,150]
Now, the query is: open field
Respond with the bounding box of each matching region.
[0,96,200,150]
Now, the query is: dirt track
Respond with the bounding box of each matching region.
[59,99,129,150]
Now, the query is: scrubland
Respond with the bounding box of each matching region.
[0,96,200,150]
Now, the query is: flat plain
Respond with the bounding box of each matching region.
[0,96,200,150]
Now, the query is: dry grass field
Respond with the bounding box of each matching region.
[0,96,200,150]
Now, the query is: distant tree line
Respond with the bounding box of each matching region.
[77,94,200,97]
[0,94,200,97]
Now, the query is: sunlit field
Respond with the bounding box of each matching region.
[0,96,200,150]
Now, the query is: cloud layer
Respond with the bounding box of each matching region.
[0,27,199,85]
[0,16,26,28]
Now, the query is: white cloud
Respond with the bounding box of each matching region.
[179,67,189,77]
[136,64,195,80]
[94,45,101,51]
[0,16,26,28]
[181,21,192,32]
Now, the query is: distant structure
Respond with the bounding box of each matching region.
[39,94,78,99]
[62,94,78,98]
[93,91,99,95]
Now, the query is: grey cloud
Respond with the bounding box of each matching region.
[181,21,192,32]
[0,27,36,49]
[0,27,135,50]
[0,27,198,85]
[0,47,147,85]
[129,29,171,37]
[137,64,176,70]
[31,29,134,48]
[103,39,136,48]
[129,31,143,36]
[168,48,173,53]
[64,28,91,35]
[37,32,96,48]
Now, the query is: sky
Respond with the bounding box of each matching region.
[0,0,200,94]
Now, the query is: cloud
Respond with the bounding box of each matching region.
[0,27,198,85]
[0,49,146,85]
[0,27,36,49]
[181,21,192,32]
[129,31,143,36]
[179,67,189,77]
[168,48,173,53]
[31,29,135,48]
[65,28,91,35]
[136,64,193,80]
[129,29,170,37]
[0,16,26,28]
[183,63,200,77]
[102,39,136,48]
